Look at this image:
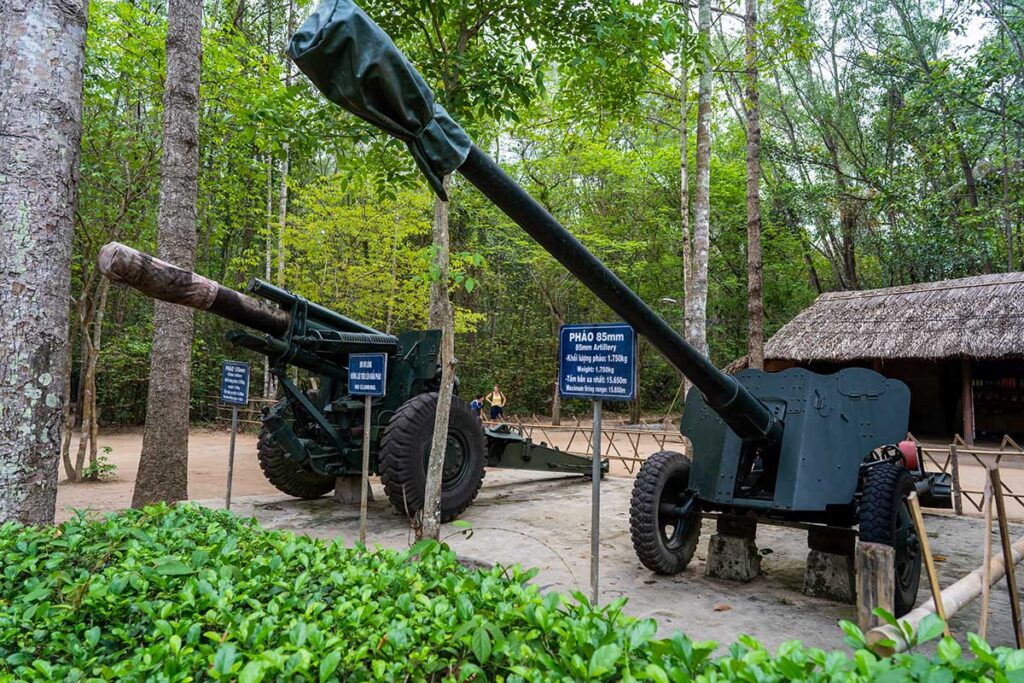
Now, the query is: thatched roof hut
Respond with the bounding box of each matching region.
[765,273,1024,363]
[764,273,1024,444]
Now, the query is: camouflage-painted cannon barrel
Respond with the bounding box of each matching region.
[98,242,399,354]
[98,242,290,336]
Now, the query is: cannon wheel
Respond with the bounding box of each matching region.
[379,392,486,522]
[257,430,337,499]
[630,450,701,574]
[859,461,922,617]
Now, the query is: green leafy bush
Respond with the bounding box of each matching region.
[1,505,1021,682]
[82,448,118,481]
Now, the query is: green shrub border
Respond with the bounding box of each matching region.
[2,504,1023,681]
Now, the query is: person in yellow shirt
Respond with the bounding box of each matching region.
[485,385,507,420]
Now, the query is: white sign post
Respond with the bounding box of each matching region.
[559,323,636,604]
[348,352,387,544]
[220,361,250,511]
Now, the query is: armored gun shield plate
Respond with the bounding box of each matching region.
[683,367,911,513]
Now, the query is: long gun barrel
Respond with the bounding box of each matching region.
[97,242,399,375]
[98,242,291,336]
[286,1,783,450]
[458,150,782,446]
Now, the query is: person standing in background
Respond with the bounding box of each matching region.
[470,394,484,421]
[485,385,507,420]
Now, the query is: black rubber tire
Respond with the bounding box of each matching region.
[257,429,336,499]
[859,461,922,617]
[630,450,701,574]
[379,392,486,522]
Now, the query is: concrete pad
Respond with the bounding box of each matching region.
[334,476,372,504]
[804,550,856,603]
[706,534,762,582]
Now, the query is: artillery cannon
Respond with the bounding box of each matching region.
[284,0,952,615]
[98,242,604,521]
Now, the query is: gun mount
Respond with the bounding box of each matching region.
[99,242,605,521]
[285,0,951,614]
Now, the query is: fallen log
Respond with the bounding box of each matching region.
[867,534,1024,653]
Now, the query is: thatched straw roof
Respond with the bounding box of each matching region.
[764,273,1024,362]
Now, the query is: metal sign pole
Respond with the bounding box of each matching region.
[226,405,238,510]
[591,399,602,605]
[360,394,372,544]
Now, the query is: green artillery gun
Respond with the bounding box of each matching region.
[98,242,603,520]
[284,0,952,615]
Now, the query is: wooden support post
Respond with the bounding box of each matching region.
[869,533,1024,652]
[990,465,1024,647]
[855,542,895,631]
[962,359,975,446]
[908,492,951,637]
[980,474,994,639]
[950,444,964,515]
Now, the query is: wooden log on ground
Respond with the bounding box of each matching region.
[867,534,1024,652]
[856,542,894,631]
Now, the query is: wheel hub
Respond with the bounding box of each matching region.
[422,431,471,489]
[658,478,697,550]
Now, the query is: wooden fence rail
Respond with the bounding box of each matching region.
[205,397,1024,510]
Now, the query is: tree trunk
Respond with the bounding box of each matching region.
[551,376,561,426]
[61,287,88,481]
[679,53,693,398]
[132,0,202,508]
[420,177,455,541]
[277,145,288,286]
[744,0,763,369]
[74,332,93,477]
[263,155,275,399]
[75,278,109,480]
[0,0,88,524]
[687,0,711,361]
[275,0,293,290]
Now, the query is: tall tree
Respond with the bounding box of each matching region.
[421,175,455,540]
[132,0,203,507]
[367,0,611,539]
[0,0,89,524]
[679,45,694,398]
[745,0,763,368]
[687,0,712,360]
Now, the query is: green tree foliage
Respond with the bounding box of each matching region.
[73,0,1023,423]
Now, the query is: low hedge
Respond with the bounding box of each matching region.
[0,504,1021,681]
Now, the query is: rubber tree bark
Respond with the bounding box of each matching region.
[0,0,88,524]
[679,52,693,398]
[745,0,764,369]
[687,0,712,362]
[132,0,203,508]
[421,175,455,540]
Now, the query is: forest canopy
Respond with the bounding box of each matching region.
[71,0,1023,424]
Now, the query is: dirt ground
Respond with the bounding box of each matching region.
[58,425,1024,520]
[58,427,1024,652]
[56,428,276,521]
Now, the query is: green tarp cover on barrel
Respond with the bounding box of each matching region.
[287,0,471,200]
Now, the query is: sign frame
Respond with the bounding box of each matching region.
[348,352,388,397]
[558,322,637,402]
[220,360,250,406]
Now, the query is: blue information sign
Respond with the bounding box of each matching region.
[348,353,388,397]
[559,323,637,401]
[220,361,250,406]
